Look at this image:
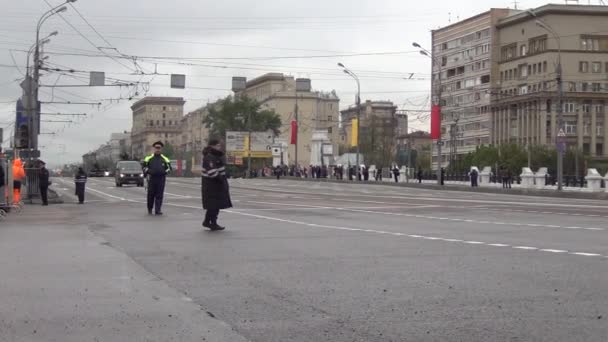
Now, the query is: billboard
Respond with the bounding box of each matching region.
[226,131,273,161]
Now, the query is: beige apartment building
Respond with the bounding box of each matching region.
[340,100,406,147]
[493,4,608,158]
[431,8,514,169]
[131,97,185,159]
[178,104,213,173]
[236,73,340,166]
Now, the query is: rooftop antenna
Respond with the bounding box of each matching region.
[448,12,451,23]
[512,0,519,9]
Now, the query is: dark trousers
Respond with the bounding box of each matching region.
[418,177,422,183]
[204,208,220,224]
[75,183,85,203]
[147,176,166,213]
[394,174,399,183]
[40,186,48,205]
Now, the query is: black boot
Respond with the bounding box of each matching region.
[210,223,225,231]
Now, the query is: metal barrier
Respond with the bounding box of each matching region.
[25,167,40,201]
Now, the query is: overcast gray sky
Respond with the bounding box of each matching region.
[0,0,554,167]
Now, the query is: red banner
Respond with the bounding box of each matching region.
[430,105,441,140]
[290,120,298,144]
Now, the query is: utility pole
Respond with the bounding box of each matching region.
[529,9,564,190]
[294,94,299,171]
[413,42,443,185]
[338,63,361,181]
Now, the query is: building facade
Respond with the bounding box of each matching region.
[431,8,514,169]
[340,101,406,145]
[492,4,608,158]
[179,105,213,173]
[109,131,131,161]
[340,101,407,166]
[131,97,185,159]
[236,73,340,166]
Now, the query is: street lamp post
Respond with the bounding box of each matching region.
[529,10,564,191]
[338,63,361,181]
[31,1,75,151]
[413,42,443,185]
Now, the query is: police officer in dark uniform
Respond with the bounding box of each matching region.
[201,139,232,231]
[39,160,50,206]
[74,167,87,204]
[143,141,172,215]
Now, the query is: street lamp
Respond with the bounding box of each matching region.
[529,9,564,191]
[413,41,443,185]
[30,1,75,151]
[338,62,362,181]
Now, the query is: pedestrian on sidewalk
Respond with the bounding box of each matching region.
[202,138,232,231]
[440,168,445,186]
[392,166,400,183]
[417,169,423,183]
[143,141,172,215]
[275,165,282,180]
[507,169,513,189]
[470,168,479,187]
[363,165,369,181]
[74,167,87,204]
[38,160,50,206]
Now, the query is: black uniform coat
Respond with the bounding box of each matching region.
[201,148,232,210]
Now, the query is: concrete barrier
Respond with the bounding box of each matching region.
[520,167,535,188]
[535,167,549,189]
[585,168,602,192]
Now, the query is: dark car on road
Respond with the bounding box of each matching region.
[115,161,144,187]
[88,169,108,177]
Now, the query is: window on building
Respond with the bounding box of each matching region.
[475,92,481,101]
[457,66,465,75]
[582,82,590,92]
[149,120,154,126]
[582,103,592,113]
[595,104,604,114]
[543,61,548,73]
[162,120,166,127]
[564,102,576,112]
[592,62,602,73]
[456,81,462,90]
[520,45,527,56]
[156,120,159,126]
[593,83,602,92]
[528,65,532,76]
[327,115,333,122]
[519,64,528,78]
[481,75,490,84]
[165,133,168,138]
[501,44,517,61]
[569,82,577,91]
[532,64,537,74]
[500,71,504,81]
[529,35,547,54]
[565,121,577,134]
[327,127,332,134]
[580,61,589,73]
[163,106,166,111]
[441,56,447,66]
[581,37,600,51]
[519,85,528,95]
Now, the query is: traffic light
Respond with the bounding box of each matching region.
[17,124,29,149]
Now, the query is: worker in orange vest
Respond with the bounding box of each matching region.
[12,159,25,204]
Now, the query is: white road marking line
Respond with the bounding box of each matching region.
[570,252,602,257]
[464,241,485,244]
[540,249,568,253]
[513,246,538,250]
[487,243,510,247]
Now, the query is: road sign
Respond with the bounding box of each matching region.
[226,131,273,158]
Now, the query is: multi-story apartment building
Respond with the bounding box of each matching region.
[492,4,608,158]
[431,8,514,169]
[340,100,407,146]
[130,97,185,159]
[109,131,131,161]
[178,104,213,173]
[236,73,340,166]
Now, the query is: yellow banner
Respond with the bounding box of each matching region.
[351,118,358,147]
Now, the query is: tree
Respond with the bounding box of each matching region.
[416,144,431,171]
[162,142,176,159]
[203,95,282,139]
[119,152,131,161]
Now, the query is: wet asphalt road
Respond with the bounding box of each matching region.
[49,177,607,342]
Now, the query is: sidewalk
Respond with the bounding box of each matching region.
[0,204,249,342]
[278,176,608,200]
